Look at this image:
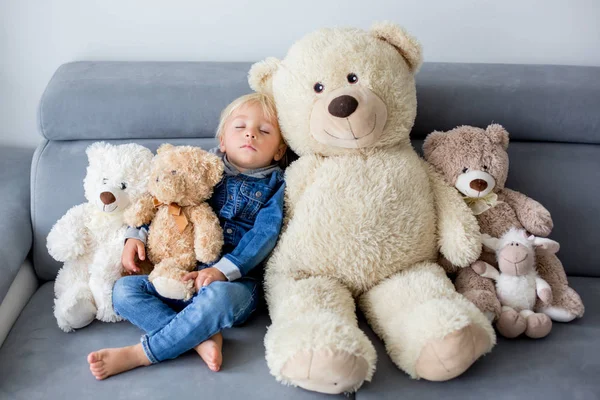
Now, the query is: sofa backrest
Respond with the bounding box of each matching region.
[31,61,600,281]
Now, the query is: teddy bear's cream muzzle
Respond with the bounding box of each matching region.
[309,85,387,149]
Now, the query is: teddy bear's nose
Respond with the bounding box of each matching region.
[328,95,359,118]
[469,179,488,192]
[100,191,116,205]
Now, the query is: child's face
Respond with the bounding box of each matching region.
[219,102,287,172]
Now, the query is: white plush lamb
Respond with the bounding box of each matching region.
[47,142,153,332]
[472,228,559,339]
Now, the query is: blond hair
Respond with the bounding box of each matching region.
[216,92,279,139]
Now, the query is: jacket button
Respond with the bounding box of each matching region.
[226,228,233,234]
[255,191,262,198]
[229,195,233,200]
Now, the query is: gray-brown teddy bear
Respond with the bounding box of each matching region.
[423,124,584,338]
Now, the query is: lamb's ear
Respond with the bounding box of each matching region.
[248,57,281,95]
[370,21,423,73]
[533,237,560,254]
[481,233,501,252]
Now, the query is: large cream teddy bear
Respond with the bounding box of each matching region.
[249,23,495,394]
[47,142,153,332]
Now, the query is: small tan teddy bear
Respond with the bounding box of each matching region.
[124,144,225,301]
[423,124,585,338]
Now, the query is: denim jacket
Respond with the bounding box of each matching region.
[125,150,285,281]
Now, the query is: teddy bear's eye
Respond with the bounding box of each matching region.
[483,165,489,170]
[120,182,127,190]
[347,73,358,84]
[313,83,324,93]
[171,170,177,175]
[102,178,108,184]
[462,167,468,173]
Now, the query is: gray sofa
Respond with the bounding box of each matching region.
[0,61,598,400]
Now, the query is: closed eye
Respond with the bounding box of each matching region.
[235,126,245,129]
[260,130,270,134]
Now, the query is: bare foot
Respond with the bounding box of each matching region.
[87,343,151,380]
[194,333,223,372]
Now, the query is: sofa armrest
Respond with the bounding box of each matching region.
[0,146,34,303]
[0,260,38,348]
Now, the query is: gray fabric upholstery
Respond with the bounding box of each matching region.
[0,278,598,399]
[39,62,253,141]
[412,63,600,144]
[39,62,600,144]
[0,283,344,400]
[354,277,600,400]
[0,146,33,303]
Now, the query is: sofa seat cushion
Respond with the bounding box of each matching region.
[0,282,342,400]
[355,276,600,400]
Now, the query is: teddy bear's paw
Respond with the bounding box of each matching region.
[525,313,552,339]
[496,308,527,338]
[96,304,122,323]
[152,276,194,301]
[54,295,97,332]
[281,349,369,395]
[415,323,491,381]
[462,289,502,322]
[539,285,584,322]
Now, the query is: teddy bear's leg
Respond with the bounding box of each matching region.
[455,265,501,322]
[535,251,584,322]
[520,310,552,339]
[54,261,97,332]
[359,262,495,381]
[89,252,124,323]
[149,256,196,301]
[496,306,527,338]
[265,273,376,394]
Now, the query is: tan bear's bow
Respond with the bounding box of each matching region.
[153,198,188,233]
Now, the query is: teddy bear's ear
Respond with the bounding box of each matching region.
[486,124,509,150]
[204,153,225,187]
[370,21,423,73]
[248,57,281,95]
[85,141,111,163]
[422,131,447,160]
[157,143,174,154]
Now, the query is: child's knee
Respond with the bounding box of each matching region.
[112,276,146,309]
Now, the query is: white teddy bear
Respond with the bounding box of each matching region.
[47,142,153,332]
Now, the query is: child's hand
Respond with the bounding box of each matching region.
[122,239,146,274]
[183,267,227,291]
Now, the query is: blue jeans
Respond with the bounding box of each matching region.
[112,275,258,364]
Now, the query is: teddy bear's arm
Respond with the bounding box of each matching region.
[283,155,323,223]
[189,203,224,264]
[47,203,92,262]
[424,161,481,267]
[123,193,156,228]
[501,188,553,237]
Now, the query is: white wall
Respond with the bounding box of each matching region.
[1,0,599,148]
